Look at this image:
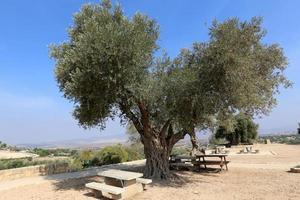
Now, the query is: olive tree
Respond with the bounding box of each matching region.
[215,113,258,145]
[165,17,291,153]
[51,0,290,179]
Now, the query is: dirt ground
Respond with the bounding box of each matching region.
[0,150,38,159]
[0,144,300,200]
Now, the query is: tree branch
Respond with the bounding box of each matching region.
[119,101,144,135]
[137,100,152,137]
[168,129,188,147]
[159,119,171,139]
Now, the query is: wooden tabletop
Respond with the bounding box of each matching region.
[98,169,143,181]
[170,155,194,159]
[195,154,228,157]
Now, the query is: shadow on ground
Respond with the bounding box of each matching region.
[151,168,223,188]
[44,164,223,196]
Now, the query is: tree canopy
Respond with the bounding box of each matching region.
[50,0,290,179]
[215,113,258,145]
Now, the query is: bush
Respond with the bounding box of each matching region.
[32,148,51,157]
[69,158,83,171]
[0,157,71,171]
[77,150,94,168]
[94,145,129,165]
[171,146,189,155]
[124,144,144,161]
[0,141,7,149]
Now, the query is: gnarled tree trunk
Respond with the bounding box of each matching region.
[127,101,186,179]
[142,135,171,179]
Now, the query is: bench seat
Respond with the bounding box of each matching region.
[192,161,230,165]
[136,178,152,184]
[85,182,125,195]
[170,162,194,167]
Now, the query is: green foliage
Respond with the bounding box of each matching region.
[77,150,93,168]
[171,146,189,156]
[259,134,300,145]
[215,113,258,145]
[124,144,144,161]
[32,148,51,157]
[95,145,129,165]
[68,158,84,171]
[168,17,291,131]
[209,134,228,146]
[50,0,158,128]
[31,148,78,157]
[0,141,7,149]
[50,0,290,146]
[50,0,291,178]
[0,157,71,171]
[126,123,140,144]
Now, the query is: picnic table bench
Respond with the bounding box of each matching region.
[86,169,152,200]
[169,155,195,170]
[193,154,229,171]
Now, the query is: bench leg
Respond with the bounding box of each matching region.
[92,189,103,198]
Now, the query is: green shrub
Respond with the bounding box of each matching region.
[0,157,71,171]
[78,150,94,168]
[32,148,51,157]
[69,158,83,171]
[95,145,129,165]
[124,144,144,161]
[171,146,189,155]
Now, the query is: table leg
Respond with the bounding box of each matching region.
[220,156,224,170]
[224,156,228,171]
[203,157,207,169]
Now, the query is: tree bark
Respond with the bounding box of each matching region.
[188,129,200,156]
[142,135,171,179]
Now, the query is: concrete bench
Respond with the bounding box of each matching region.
[136,178,152,190]
[86,182,125,199]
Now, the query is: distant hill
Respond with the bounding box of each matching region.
[17,135,127,149]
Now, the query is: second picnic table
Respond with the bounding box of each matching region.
[193,154,229,171]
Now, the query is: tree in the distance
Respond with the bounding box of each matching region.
[50,0,290,179]
[215,114,258,145]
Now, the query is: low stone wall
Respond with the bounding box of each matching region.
[0,163,70,181]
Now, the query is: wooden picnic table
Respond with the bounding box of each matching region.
[194,154,229,171]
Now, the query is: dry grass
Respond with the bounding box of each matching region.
[0,150,38,159]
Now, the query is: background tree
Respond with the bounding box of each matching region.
[215,114,258,145]
[51,0,290,179]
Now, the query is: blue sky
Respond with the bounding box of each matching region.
[0,0,299,144]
